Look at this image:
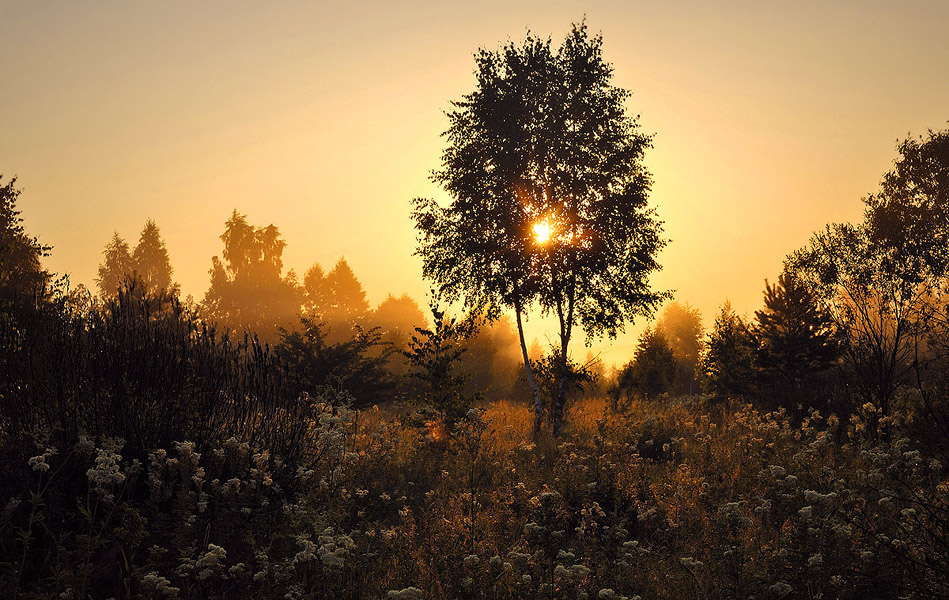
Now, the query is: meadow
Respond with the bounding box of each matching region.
[3,379,946,599]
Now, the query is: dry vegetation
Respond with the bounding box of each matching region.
[3,390,947,599]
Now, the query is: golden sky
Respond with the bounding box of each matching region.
[2,1,947,366]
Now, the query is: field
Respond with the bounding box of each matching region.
[4,392,946,600]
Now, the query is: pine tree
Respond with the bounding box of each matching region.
[132,219,177,297]
[755,272,839,412]
[96,232,134,298]
[702,302,758,400]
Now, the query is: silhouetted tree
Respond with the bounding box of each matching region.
[323,258,369,339]
[754,271,840,415]
[617,327,677,401]
[132,218,178,297]
[402,301,479,425]
[96,232,134,298]
[701,302,758,400]
[865,128,949,278]
[0,176,51,304]
[413,23,666,437]
[275,317,392,409]
[302,262,331,317]
[654,301,703,395]
[532,345,595,424]
[371,293,426,349]
[203,210,301,342]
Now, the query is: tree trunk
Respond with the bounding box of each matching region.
[514,302,543,439]
[552,329,570,438]
[552,283,575,439]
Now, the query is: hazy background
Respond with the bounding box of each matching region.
[2,0,947,366]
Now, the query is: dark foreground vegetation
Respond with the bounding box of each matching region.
[2,22,949,600]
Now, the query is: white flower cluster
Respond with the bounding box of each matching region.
[195,543,227,580]
[316,527,355,569]
[386,587,423,600]
[86,437,126,502]
[141,570,181,598]
[28,446,57,473]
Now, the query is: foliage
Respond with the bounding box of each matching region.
[96,232,135,297]
[615,327,677,402]
[865,128,949,278]
[371,293,427,350]
[202,210,301,343]
[302,258,372,343]
[3,393,947,600]
[132,219,178,298]
[701,302,758,400]
[0,175,51,305]
[98,220,178,302]
[275,316,394,409]
[653,301,703,395]
[754,271,841,415]
[0,281,307,459]
[531,346,596,424]
[402,302,480,424]
[413,23,667,437]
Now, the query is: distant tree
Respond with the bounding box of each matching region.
[96,232,134,298]
[0,176,51,304]
[617,327,677,401]
[701,302,758,400]
[323,258,370,335]
[459,314,524,401]
[654,301,703,395]
[203,210,301,342]
[413,23,667,437]
[754,271,840,414]
[302,262,331,317]
[368,293,427,381]
[132,219,178,297]
[371,293,426,349]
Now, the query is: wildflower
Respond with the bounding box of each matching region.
[387,587,423,600]
[141,571,180,598]
[293,537,317,564]
[680,557,703,569]
[28,447,57,472]
[87,438,126,502]
[195,544,227,580]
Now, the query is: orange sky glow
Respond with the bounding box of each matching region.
[2,1,947,366]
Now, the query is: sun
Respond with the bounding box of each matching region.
[532,220,552,244]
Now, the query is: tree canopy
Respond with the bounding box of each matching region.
[132,219,177,297]
[203,210,300,342]
[413,23,666,436]
[0,176,51,303]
